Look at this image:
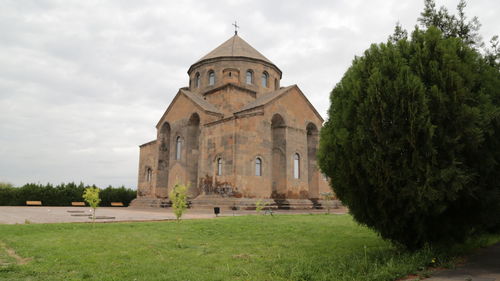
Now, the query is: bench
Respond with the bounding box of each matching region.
[71,202,86,207]
[111,202,124,207]
[26,201,42,206]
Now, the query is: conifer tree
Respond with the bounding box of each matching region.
[319,2,500,249]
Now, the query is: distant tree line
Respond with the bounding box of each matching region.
[0,182,136,206]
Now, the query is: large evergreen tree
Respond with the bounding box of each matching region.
[319,2,500,249]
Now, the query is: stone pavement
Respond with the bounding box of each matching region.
[425,243,500,281]
[0,206,348,224]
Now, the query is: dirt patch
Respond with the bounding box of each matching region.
[232,253,258,259]
[0,258,10,266]
[0,241,32,265]
[397,274,421,281]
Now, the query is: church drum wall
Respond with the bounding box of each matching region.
[189,59,280,97]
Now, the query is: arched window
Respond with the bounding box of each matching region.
[293,153,300,179]
[275,78,279,90]
[146,168,152,182]
[255,157,262,176]
[246,70,253,84]
[261,72,268,87]
[208,71,215,86]
[176,136,182,160]
[217,158,223,176]
[195,72,200,88]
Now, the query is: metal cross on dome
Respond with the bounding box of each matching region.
[232,21,240,35]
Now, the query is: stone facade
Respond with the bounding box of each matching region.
[135,34,331,208]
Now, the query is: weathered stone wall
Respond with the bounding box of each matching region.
[193,86,329,199]
[263,87,327,199]
[204,86,256,116]
[198,118,237,196]
[234,112,274,198]
[138,141,157,197]
[140,86,331,201]
[153,94,221,197]
[307,123,320,198]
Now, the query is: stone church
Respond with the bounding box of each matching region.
[133,33,331,209]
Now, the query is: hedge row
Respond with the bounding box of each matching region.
[0,182,136,207]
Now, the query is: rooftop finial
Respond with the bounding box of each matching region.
[232,21,240,35]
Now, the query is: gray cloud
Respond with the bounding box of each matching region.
[1,0,498,188]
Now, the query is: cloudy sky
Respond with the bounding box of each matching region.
[1,0,498,188]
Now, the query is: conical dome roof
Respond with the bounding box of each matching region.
[196,34,274,65]
[188,34,281,76]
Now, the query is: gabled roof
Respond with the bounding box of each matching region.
[235,85,324,122]
[181,89,221,114]
[237,85,294,112]
[155,88,223,128]
[196,34,274,65]
[202,83,256,98]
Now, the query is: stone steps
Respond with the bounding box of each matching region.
[129,198,171,208]
[310,199,343,210]
[130,196,342,211]
[189,197,317,210]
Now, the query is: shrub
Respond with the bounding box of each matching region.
[318,26,500,249]
[0,182,136,206]
[100,185,137,207]
[255,200,268,214]
[0,183,17,206]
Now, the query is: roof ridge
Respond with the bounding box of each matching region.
[231,35,235,56]
[180,89,222,114]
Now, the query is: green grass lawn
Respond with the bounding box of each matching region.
[0,214,498,281]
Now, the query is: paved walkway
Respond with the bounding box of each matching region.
[0,206,347,224]
[425,243,500,281]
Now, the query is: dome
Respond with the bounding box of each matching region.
[188,34,281,76]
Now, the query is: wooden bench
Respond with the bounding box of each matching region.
[71,202,86,207]
[26,201,42,206]
[111,202,124,207]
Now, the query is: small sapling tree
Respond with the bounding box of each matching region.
[169,184,188,222]
[255,200,266,214]
[83,186,101,223]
